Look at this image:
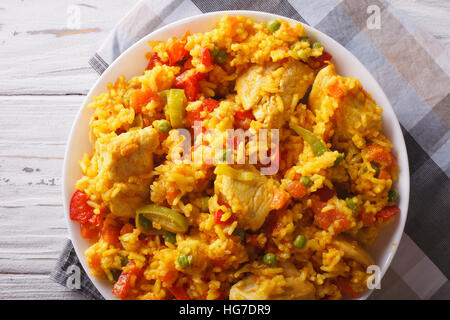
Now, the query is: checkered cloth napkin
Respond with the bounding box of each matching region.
[51,0,450,300]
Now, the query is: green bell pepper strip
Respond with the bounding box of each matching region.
[289,124,328,156]
[167,89,186,129]
[136,204,188,234]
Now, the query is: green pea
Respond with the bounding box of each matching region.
[345,197,357,211]
[233,228,245,242]
[210,43,220,56]
[177,254,192,267]
[164,232,177,245]
[294,235,307,249]
[332,153,345,167]
[388,189,399,202]
[267,19,281,33]
[157,119,171,134]
[371,163,380,177]
[216,50,227,64]
[312,42,323,49]
[299,36,311,45]
[300,176,312,187]
[263,253,277,266]
[120,256,129,267]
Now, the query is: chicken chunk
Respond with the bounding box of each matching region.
[230,262,316,300]
[308,64,382,145]
[214,166,276,231]
[235,59,315,128]
[108,181,150,217]
[96,126,159,182]
[332,236,374,267]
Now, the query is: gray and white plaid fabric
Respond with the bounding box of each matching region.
[53,0,450,300]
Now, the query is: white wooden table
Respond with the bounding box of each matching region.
[0,0,449,300]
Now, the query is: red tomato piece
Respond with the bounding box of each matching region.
[146,52,162,70]
[202,98,220,112]
[129,88,159,114]
[311,196,350,234]
[169,286,190,300]
[200,47,212,67]
[101,223,121,246]
[366,144,393,167]
[337,278,359,298]
[70,190,94,224]
[285,181,307,199]
[377,206,400,221]
[313,187,336,202]
[175,71,200,101]
[270,189,289,210]
[186,98,219,126]
[112,262,142,300]
[234,109,254,130]
[80,223,99,239]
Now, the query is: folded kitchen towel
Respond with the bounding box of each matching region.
[52,0,450,300]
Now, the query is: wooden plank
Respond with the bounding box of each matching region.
[0,274,85,300]
[0,0,139,95]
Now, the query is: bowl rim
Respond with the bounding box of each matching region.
[62,10,410,300]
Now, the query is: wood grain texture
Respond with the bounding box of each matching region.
[0,0,448,300]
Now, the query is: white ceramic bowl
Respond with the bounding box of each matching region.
[63,10,410,300]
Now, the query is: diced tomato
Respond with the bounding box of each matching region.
[377,206,400,221]
[70,190,95,224]
[167,31,190,66]
[187,109,202,126]
[166,189,179,205]
[311,196,350,234]
[234,109,254,130]
[169,286,190,300]
[175,70,207,101]
[265,210,284,236]
[378,169,391,180]
[313,187,336,202]
[80,223,99,239]
[186,98,219,126]
[129,88,159,114]
[285,181,307,199]
[210,257,225,267]
[214,209,234,225]
[102,223,120,246]
[200,47,212,67]
[360,210,375,227]
[112,262,142,300]
[146,52,162,70]
[160,265,178,284]
[202,98,220,112]
[120,223,134,235]
[337,278,359,298]
[327,80,344,99]
[366,144,393,167]
[270,189,289,210]
[158,131,169,142]
[214,202,233,224]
